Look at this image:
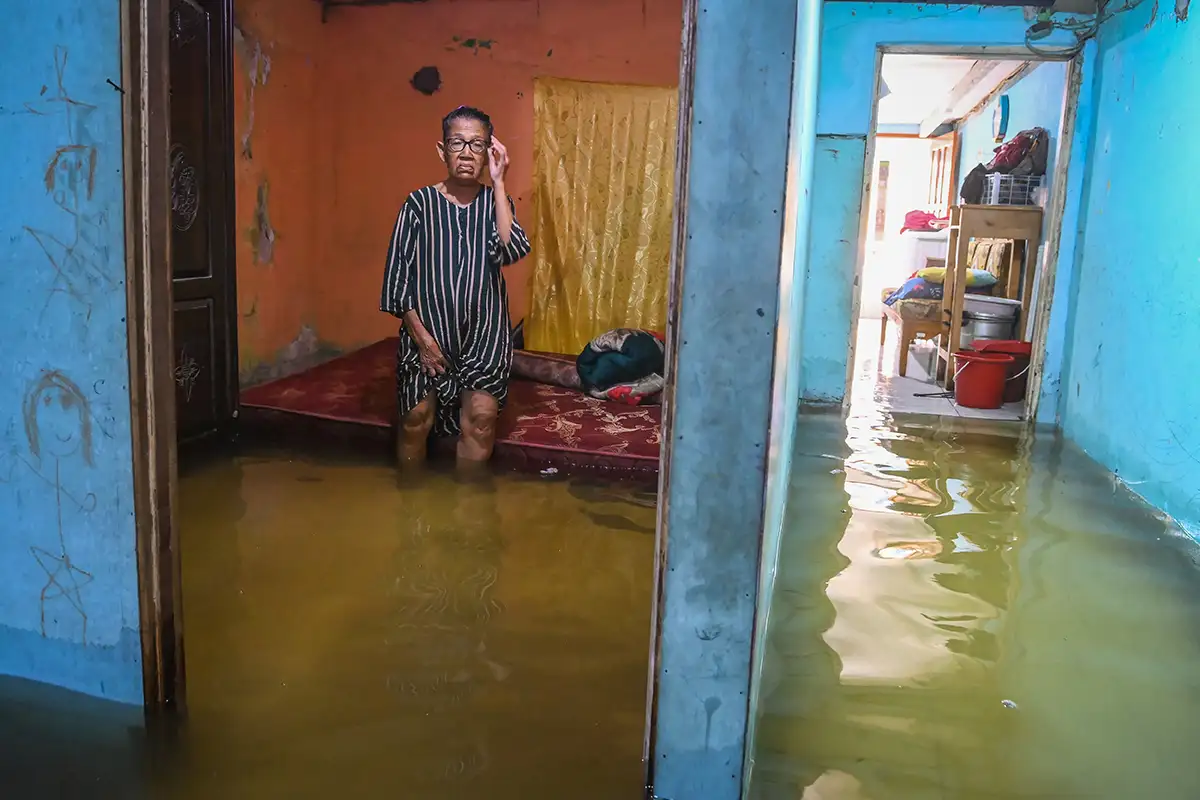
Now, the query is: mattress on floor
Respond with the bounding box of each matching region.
[239,339,662,469]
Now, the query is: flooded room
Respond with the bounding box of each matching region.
[3,0,1200,798]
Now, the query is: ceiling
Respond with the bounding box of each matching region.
[877,54,1029,136]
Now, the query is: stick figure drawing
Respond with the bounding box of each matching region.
[23,370,97,644]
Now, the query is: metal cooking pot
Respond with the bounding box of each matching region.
[960,311,1016,347]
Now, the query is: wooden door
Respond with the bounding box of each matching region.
[927,132,960,217]
[168,0,237,443]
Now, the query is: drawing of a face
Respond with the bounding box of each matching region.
[24,371,92,465]
[38,386,85,458]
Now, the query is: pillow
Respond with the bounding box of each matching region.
[512,350,582,389]
[916,267,998,288]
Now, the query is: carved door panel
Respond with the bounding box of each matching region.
[168,0,237,443]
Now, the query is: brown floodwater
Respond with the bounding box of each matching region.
[7,399,1200,799]
[749,404,1200,799]
[170,453,656,799]
[1,450,656,799]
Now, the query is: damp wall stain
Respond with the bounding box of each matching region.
[239,323,343,386]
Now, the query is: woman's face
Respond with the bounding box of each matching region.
[440,118,489,183]
[37,386,86,460]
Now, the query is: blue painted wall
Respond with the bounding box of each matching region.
[0,3,143,704]
[651,0,797,795]
[801,3,1079,403]
[801,137,869,402]
[747,0,823,789]
[956,61,1070,194]
[1057,3,1200,536]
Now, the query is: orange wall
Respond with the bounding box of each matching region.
[232,0,682,381]
[232,0,326,383]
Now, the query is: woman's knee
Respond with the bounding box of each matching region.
[403,397,435,432]
[462,398,498,440]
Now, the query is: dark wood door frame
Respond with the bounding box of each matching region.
[122,0,184,714]
[122,0,236,715]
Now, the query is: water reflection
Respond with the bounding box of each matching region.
[751,405,1200,799]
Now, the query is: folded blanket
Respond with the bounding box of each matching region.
[577,329,665,405]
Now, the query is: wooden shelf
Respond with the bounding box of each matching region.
[938,204,1043,390]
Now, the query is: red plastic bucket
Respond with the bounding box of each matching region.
[953,350,1014,409]
[972,340,1032,403]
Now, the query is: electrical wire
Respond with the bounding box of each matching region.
[1024,0,1151,57]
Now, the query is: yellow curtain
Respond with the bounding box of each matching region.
[526,77,677,354]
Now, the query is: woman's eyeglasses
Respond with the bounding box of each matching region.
[446,138,489,154]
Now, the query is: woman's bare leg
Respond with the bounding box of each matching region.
[457,390,499,467]
[397,394,436,468]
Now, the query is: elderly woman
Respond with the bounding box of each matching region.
[380,106,531,468]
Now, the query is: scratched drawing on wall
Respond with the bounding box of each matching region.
[21,46,117,323]
[175,348,201,401]
[21,371,97,645]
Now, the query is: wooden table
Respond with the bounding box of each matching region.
[938,204,1043,390]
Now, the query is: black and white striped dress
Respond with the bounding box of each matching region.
[380,184,531,437]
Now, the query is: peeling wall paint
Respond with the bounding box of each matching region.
[233,22,272,159]
[252,180,275,264]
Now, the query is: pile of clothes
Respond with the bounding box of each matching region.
[899,209,950,234]
[576,329,665,405]
[509,328,666,406]
[960,127,1050,205]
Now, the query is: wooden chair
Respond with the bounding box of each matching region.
[879,256,945,378]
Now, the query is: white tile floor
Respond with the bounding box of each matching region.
[850,319,1025,421]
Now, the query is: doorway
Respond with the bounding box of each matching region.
[850,51,1076,422]
[146,0,689,795]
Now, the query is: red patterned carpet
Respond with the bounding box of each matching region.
[239,338,661,481]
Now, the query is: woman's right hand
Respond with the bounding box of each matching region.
[417,334,447,376]
[403,310,447,376]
